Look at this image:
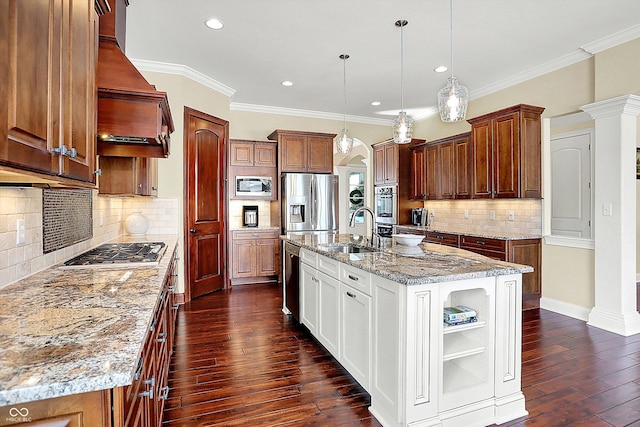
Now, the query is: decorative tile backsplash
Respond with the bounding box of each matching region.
[42,189,93,253]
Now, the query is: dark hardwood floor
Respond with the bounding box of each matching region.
[164,284,640,427]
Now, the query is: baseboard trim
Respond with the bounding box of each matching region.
[539,297,591,321]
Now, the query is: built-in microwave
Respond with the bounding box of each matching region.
[235,176,273,197]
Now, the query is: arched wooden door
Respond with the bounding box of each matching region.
[184,107,227,300]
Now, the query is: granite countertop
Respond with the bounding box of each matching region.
[282,233,533,286]
[394,224,541,240]
[0,234,178,407]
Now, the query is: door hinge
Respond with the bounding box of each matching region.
[588,182,591,189]
[588,220,591,226]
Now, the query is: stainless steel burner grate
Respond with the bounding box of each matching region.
[62,242,166,268]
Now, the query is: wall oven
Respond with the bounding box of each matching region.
[235,176,273,198]
[374,185,397,225]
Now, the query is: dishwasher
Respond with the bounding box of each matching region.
[283,242,300,321]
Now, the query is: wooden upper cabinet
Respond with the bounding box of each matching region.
[268,130,335,173]
[468,104,544,199]
[0,0,100,185]
[453,134,472,199]
[373,141,401,185]
[410,132,471,201]
[99,156,158,197]
[230,140,276,168]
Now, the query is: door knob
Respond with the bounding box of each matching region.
[189,228,197,233]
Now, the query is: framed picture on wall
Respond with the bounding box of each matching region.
[637,148,640,179]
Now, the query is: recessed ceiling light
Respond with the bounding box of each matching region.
[371,101,381,106]
[434,65,448,73]
[281,81,294,87]
[205,18,224,30]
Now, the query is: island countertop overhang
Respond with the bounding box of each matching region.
[281,233,533,286]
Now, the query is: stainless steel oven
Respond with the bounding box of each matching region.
[374,185,397,225]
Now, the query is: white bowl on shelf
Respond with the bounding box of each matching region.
[392,234,425,246]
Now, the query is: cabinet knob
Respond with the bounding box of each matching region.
[152,187,158,191]
[189,228,197,233]
[138,183,143,188]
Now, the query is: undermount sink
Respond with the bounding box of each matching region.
[319,243,377,254]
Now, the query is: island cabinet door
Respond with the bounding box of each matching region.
[300,262,319,335]
[340,282,371,391]
[317,271,340,356]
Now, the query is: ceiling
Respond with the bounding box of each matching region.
[125,0,640,124]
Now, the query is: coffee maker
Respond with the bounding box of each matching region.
[411,208,427,226]
[243,205,258,227]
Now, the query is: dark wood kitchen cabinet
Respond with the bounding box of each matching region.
[268,130,335,173]
[460,236,542,309]
[0,0,102,186]
[113,247,178,427]
[410,133,470,200]
[467,104,544,199]
[98,156,158,196]
[230,229,280,285]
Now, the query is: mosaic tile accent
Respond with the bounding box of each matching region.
[43,189,93,254]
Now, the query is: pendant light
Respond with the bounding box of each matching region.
[438,0,468,122]
[335,54,354,155]
[392,20,414,144]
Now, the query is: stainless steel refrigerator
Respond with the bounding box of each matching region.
[281,173,339,234]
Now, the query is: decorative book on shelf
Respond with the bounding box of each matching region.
[444,305,477,326]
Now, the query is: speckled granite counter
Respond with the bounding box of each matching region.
[282,233,532,286]
[394,224,541,240]
[0,234,178,407]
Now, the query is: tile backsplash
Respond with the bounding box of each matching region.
[0,188,180,289]
[228,199,274,229]
[423,199,542,235]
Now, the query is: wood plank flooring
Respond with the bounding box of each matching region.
[164,284,640,427]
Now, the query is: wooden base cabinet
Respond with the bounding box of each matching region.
[230,229,280,285]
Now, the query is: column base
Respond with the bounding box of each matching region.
[587,307,640,336]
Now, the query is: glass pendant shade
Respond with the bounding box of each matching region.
[335,128,354,154]
[438,76,468,122]
[392,111,414,144]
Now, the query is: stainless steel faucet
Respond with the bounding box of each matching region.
[349,206,380,247]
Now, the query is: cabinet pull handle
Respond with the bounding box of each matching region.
[159,386,170,400]
[172,303,180,311]
[252,233,260,236]
[346,291,356,298]
[189,228,197,233]
[436,236,444,240]
[152,187,158,191]
[168,285,175,292]
[139,377,155,399]
[157,332,167,343]
[348,274,358,281]
[94,168,103,176]
[149,317,156,332]
[476,241,485,245]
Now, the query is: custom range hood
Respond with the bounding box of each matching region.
[97,0,174,158]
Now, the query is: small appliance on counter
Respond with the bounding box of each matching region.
[243,205,259,227]
[411,208,427,226]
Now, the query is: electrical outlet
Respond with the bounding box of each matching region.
[602,203,613,216]
[508,211,515,221]
[464,209,469,218]
[99,212,104,227]
[489,210,495,220]
[16,218,26,245]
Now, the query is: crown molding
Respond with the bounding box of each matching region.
[230,103,393,126]
[130,59,236,97]
[580,24,640,54]
[469,49,592,101]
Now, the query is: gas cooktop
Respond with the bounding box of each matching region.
[61,242,166,269]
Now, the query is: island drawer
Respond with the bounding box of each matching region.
[318,254,340,276]
[340,264,371,295]
[300,248,318,267]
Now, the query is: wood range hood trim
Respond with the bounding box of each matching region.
[96,35,175,158]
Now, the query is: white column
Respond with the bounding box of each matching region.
[581,94,640,336]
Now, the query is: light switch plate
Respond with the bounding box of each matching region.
[489,211,495,220]
[602,203,613,216]
[508,211,515,221]
[16,218,26,245]
[464,210,469,218]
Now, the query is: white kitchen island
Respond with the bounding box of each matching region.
[282,233,532,427]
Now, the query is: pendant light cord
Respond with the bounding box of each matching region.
[400,22,405,113]
[342,55,347,129]
[449,0,454,78]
